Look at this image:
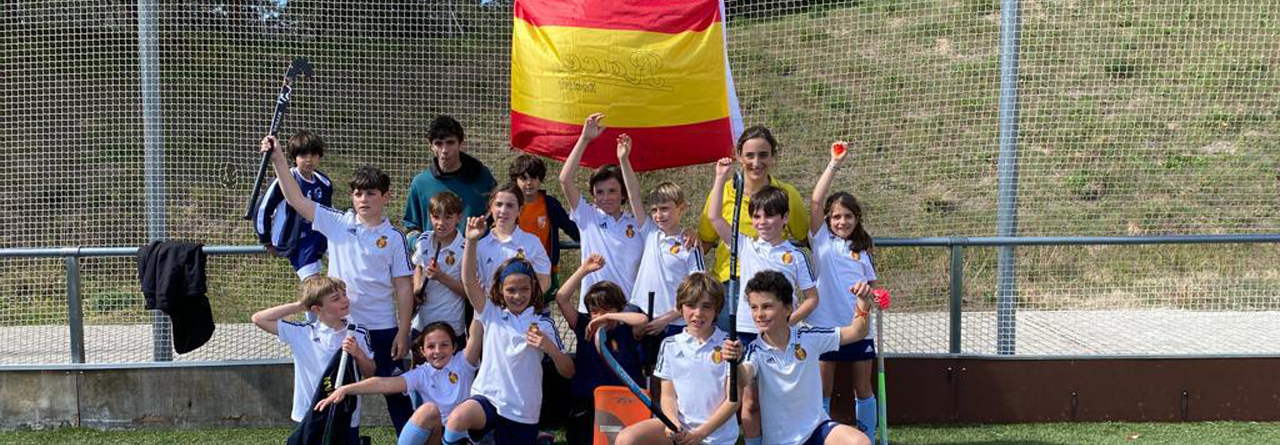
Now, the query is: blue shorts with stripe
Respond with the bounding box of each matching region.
[819,338,876,362]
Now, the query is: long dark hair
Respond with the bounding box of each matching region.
[824,191,873,253]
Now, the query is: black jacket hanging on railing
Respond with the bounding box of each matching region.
[137,240,214,354]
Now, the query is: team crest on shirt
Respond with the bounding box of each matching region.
[376,236,388,249]
[851,250,860,261]
[626,224,635,238]
[528,323,540,333]
[609,339,619,352]
[537,216,548,228]
[781,251,794,264]
[669,241,681,255]
[794,344,807,360]
[711,346,723,364]
[448,371,459,384]
[445,251,456,266]
[516,248,526,259]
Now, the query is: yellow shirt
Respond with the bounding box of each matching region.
[698,176,809,281]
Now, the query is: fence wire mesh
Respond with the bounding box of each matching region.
[3,0,1280,365]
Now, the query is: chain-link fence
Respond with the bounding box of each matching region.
[3,0,1280,366]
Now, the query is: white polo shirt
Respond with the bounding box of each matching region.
[400,351,478,421]
[312,205,413,330]
[570,197,645,312]
[411,231,467,333]
[277,319,373,426]
[733,236,818,333]
[743,326,839,445]
[653,328,739,445]
[470,305,562,424]
[807,224,878,331]
[630,221,705,325]
[475,226,551,293]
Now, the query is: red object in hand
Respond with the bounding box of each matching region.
[831,141,847,157]
[872,289,891,309]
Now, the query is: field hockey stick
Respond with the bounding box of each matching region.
[321,325,354,445]
[872,289,891,445]
[726,170,745,402]
[243,57,314,220]
[597,327,680,432]
[413,238,443,315]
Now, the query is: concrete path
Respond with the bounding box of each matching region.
[4,310,1278,365]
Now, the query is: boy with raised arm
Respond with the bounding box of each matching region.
[262,135,417,433]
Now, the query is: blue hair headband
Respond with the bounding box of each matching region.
[498,260,536,282]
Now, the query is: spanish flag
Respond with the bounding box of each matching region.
[511,0,743,171]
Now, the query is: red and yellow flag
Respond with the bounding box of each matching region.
[510,0,743,171]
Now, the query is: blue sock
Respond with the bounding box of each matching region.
[397,422,432,445]
[745,438,763,445]
[856,396,878,441]
[823,396,832,415]
[442,428,469,445]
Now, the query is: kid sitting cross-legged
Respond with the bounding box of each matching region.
[442,216,574,444]
[616,272,741,445]
[251,276,376,444]
[315,321,481,445]
[724,271,873,445]
[554,253,649,445]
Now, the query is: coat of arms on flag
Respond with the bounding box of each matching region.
[511,0,743,171]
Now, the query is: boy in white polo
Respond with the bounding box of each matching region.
[251,276,376,444]
[558,114,646,312]
[727,271,872,445]
[616,272,740,445]
[627,181,704,335]
[263,135,417,432]
[411,191,468,337]
[706,157,821,443]
[704,158,818,344]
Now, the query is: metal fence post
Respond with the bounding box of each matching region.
[995,0,1022,355]
[949,242,965,354]
[139,0,171,362]
[65,255,86,364]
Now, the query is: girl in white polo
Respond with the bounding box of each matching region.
[314,321,480,445]
[474,183,552,295]
[442,216,574,445]
[809,142,882,436]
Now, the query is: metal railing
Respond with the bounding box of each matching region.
[3,234,1280,368]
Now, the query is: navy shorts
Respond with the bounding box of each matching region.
[820,338,876,362]
[802,419,842,445]
[468,395,539,444]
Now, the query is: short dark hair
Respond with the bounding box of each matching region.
[588,164,628,203]
[745,270,793,307]
[349,166,391,193]
[735,125,778,155]
[584,281,628,313]
[427,115,465,142]
[286,130,325,160]
[748,186,789,217]
[509,154,547,182]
